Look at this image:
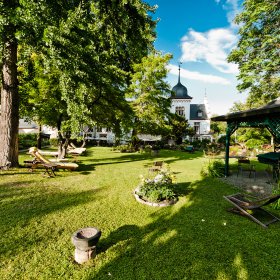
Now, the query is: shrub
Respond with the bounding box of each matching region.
[271,183,280,210]
[136,168,176,203]
[114,144,135,153]
[18,133,37,150]
[245,139,264,150]
[18,133,50,150]
[49,138,58,147]
[201,160,225,178]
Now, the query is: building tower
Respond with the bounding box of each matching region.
[170,64,192,119]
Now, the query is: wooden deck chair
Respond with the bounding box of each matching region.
[67,147,86,156]
[149,161,164,172]
[224,193,280,228]
[37,149,59,157]
[69,143,86,153]
[29,147,79,171]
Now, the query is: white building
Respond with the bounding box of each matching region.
[170,66,212,141]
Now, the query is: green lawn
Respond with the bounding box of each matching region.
[0,147,279,279]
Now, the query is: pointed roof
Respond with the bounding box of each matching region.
[171,64,192,99]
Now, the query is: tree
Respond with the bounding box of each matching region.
[1,0,157,164]
[167,114,189,144]
[0,0,20,166]
[0,0,83,166]
[228,0,280,106]
[128,52,172,143]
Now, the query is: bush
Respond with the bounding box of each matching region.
[201,160,225,178]
[114,144,136,153]
[49,138,58,147]
[18,133,37,150]
[136,168,176,203]
[18,133,50,150]
[271,183,280,210]
[245,139,265,150]
[192,139,211,151]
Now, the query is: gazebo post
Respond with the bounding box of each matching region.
[225,129,230,177]
[224,122,238,177]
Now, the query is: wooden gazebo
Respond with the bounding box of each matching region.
[211,98,280,176]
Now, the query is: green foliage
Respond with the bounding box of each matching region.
[201,160,225,178]
[228,0,280,104]
[113,144,136,153]
[272,182,280,210]
[18,133,50,150]
[136,168,176,202]
[166,113,189,144]
[192,139,211,151]
[18,133,37,150]
[236,128,271,149]
[128,52,172,136]
[49,138,58,147]
[210,121,226,136]
[2,0,159,162]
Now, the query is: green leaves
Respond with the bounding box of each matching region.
[228,0,280,105]
[128,52,172,135]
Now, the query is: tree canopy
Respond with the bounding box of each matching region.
[128,52,172,138]
[228,0,280,106]
[0,0,158,165]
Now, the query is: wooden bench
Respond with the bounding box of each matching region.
[24,160,56,177]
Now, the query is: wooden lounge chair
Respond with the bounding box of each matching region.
[28,147,79,172]
[224,193,280,228]
[37,149,59,157]
[69,143,86,153]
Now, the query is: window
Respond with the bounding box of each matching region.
[194,122,200,134]
[96,126,102,132]
[197,110,203,117]
[175,106,185,116]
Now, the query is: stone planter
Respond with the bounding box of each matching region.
[71,227,101,264]
[133,188,177,207]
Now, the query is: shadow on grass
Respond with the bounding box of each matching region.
[0,183,104,256]
[87,177,280,279]
[84,149,203,167]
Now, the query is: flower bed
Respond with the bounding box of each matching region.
[134,168,177,206]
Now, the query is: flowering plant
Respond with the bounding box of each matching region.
[136,167,176,203]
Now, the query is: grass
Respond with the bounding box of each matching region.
[0,147,280,279]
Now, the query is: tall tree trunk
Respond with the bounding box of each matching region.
[37,124,42,149]
[0,13,19,167]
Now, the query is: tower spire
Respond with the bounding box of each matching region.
[178,62,182,83]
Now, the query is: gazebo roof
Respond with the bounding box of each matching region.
[211,98,280,122]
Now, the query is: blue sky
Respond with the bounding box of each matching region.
[146,0,246,115]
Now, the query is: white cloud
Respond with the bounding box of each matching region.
[216,0,242,27]
[180,28,238,74]
[167,64,231,85]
